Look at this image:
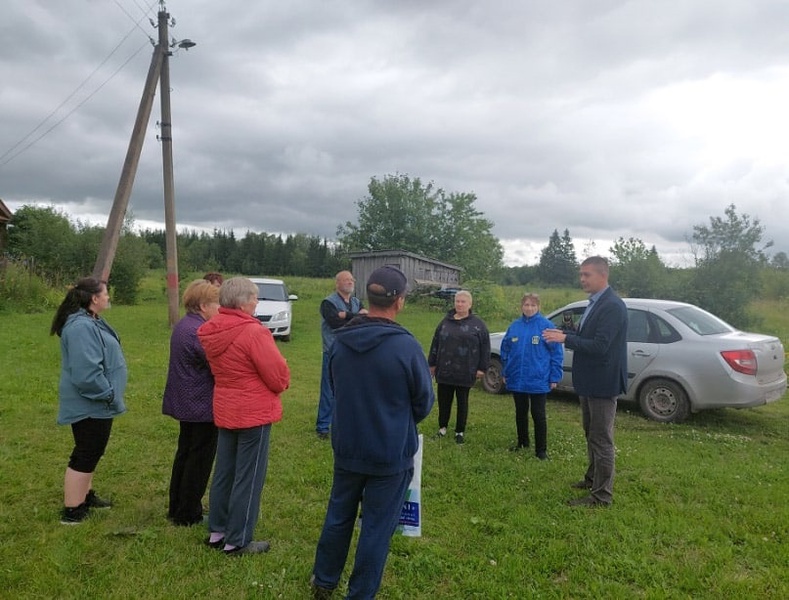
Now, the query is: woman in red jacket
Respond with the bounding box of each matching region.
[198,277,290,556]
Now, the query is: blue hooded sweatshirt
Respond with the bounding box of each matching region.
[329,316,434,476]
[500,312,564,394]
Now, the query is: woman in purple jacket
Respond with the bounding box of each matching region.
[162,280,220,526]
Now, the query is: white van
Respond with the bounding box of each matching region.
[248,278,298,342]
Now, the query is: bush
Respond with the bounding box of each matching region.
[459,279,508,323]
[0,259,60,314]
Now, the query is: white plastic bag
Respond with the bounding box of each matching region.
[397,433,423,537]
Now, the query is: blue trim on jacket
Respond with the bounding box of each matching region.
[501,312,564,394]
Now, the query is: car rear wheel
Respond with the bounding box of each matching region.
[482,357,506,395]
[638,378,690,423]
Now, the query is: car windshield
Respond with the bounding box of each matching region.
[256,283,287,301]
[666,305,734,336]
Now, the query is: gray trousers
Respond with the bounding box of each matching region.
[208,424,271,548]
[579,396,616,504]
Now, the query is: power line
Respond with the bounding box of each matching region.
[0,41,150,170]
[113,0,157,42]
[0,0,158,169]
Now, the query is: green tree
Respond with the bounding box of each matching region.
[686,204,771,327]
[609,237,668,297]
[338,174,503,280]
[110,233,150,304]
[692,204,771,262]
[430,191,504,280]
[6,205,78,284]
[76,215,153,304]
[770,251,789,270]
[498,264,538,286]
[537,229,577,286]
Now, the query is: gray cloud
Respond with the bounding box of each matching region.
[3,0,788,266]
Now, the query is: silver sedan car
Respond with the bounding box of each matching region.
[482,298,787,423]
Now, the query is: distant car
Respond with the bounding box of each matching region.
[248,278,298,342]
[432,286,463,301]
[482,298,787,423]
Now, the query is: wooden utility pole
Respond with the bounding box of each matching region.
[158,8,180,327]
[92,43,164,283]
[93,3,186,327]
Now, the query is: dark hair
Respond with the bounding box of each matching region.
[50,277,105,337]
[581,256,610,275]
[203,272,224,285]
[366,285,401,308]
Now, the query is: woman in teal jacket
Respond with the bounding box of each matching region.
[501,293,563,459]
[51,277,127,524]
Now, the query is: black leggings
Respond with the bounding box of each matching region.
[68,418,113,473]
[437,384,470,433]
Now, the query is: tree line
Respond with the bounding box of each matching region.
[2,173,506,304]
[499,205,789,328]
[3,170,788,329]
[3,204,351,304]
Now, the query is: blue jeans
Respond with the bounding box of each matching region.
[316,351,333,433]
[579,396,616,504]
[313,467,413,599]
[207,424,271,548]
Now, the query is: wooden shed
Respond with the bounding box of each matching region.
[0,199,12,255]
[349,250,461,301]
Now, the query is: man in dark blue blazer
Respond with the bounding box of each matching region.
[543,256,627,506]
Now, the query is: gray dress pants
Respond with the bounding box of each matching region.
[579,396,616,504]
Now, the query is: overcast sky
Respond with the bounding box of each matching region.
[2,0,788,266]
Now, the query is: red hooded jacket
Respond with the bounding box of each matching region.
[198,307,290,429]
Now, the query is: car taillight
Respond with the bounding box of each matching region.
[721,350,757,375]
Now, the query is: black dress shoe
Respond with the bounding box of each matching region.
[567,495,610,508]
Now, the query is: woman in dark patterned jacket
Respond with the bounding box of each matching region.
[428,290,490,444]
[162,280,220,526]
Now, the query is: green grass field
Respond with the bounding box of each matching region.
[1,275,787,598]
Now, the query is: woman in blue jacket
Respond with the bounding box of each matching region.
[500,293,563,459]
[51,277,127,524]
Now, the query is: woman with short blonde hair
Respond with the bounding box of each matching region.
[162,280,221,526]
[183,280,220,314]
[428,289,490,444]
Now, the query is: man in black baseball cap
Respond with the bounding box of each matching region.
[365,265,408,300]
[312,265,433,598]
